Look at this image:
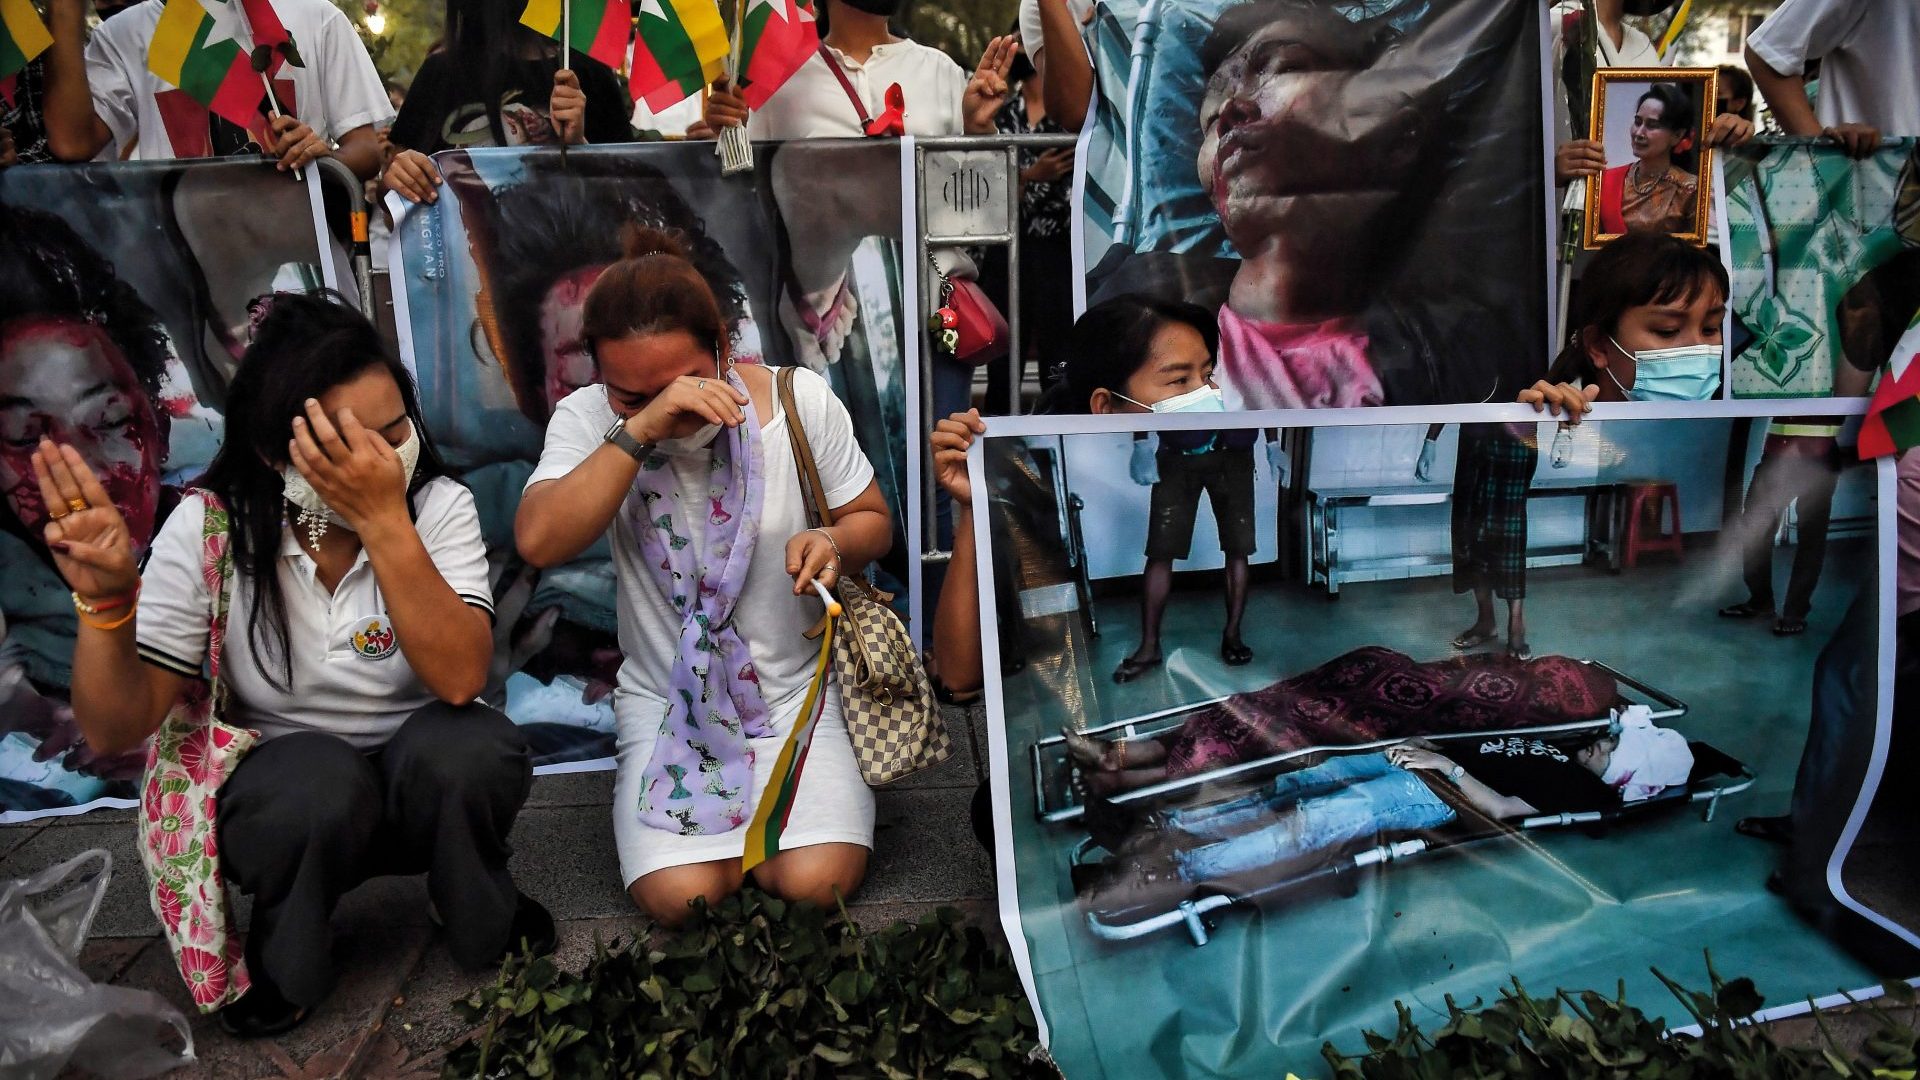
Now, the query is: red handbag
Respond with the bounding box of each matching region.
[929,254,1011,367]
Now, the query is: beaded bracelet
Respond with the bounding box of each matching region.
[77,603,137,632]
[72,585,139,616]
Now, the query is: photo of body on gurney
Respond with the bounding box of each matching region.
[976,411,1892,1074]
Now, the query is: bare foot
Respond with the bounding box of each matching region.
[1063,729,1108,771]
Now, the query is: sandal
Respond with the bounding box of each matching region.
[1113,656,1163,683]
[1719,601,1773,619]
[1735,815,1793,845]
[1772,616,1808,636]
[1506,640,1532,661]
[1221,636,1254,666]
[218,977,308,1039]
[1452,627,1498,651]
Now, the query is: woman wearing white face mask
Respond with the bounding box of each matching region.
[1550,231,1729,402]
[515,227,893,929]
[31,291,545,1037]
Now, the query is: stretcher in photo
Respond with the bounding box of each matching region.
[970,406,1905,1078]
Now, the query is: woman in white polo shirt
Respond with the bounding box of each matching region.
[517,226,892,926]
[28,292,549,1037]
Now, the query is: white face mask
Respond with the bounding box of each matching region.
[282,422,422,548]
[656,423,722,455]
[1115,384,1227,414]
[1606,336,1722,401]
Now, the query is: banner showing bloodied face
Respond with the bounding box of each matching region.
[387,141,919,773]
[971,405,1911,1077]
[1075,0,1551,409]
[0,159,332,820]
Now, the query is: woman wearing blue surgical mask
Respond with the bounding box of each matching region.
[930,295,1279,848]
[931,295,1278,691]
[1549,231,1729,402]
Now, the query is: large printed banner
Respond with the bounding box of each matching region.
[388,141,920,772]
[0,160,332,820]
[1074,0,1551,408]
[1725,139,1920,398]
[973,406,1910,1076]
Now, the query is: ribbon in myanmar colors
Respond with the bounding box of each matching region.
[741,612,835,872]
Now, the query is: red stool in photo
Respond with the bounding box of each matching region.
[1622,481,1684,568]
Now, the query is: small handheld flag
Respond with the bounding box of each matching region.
[1859,311,1920,459]
[148,0,269,129]
[632,0,728,111]
[520,0,628,70]
[0,0,53,81]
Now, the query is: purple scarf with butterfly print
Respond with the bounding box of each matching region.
[628,367,771,836]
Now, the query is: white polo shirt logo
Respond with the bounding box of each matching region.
[350,617,398,660]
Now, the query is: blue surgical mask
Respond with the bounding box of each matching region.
[1116,384,1226,414]
[1606,337,1722,401]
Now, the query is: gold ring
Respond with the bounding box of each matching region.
[48,508,68,520]
[67,498,88,513]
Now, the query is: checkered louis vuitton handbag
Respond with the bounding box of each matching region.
[776,368,950,785]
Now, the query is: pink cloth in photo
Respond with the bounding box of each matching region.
[1215,304,1384,410]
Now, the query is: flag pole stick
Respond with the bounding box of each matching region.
[557,0,571,165]
[234,0,301,180]
[716,0,750,175]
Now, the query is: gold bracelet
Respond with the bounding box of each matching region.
[78,603,137,632]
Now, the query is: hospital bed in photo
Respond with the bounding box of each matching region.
[1031,660,1686,825]
[1071,738,1754,947]
[1305,478,1630,596]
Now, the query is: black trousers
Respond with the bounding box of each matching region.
[217,702,532,1007]
[1739,442,1841,619]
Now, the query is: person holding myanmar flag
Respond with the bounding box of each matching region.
[382,0,633,204]
[40,0,391,176]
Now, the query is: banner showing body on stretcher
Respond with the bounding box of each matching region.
[0,160,334,822]
[387,140,921,775]
[968,403,1910,1076]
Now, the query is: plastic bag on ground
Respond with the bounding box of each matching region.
[0,849,194,1078]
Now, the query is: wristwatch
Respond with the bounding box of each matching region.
[604,417,650,462]
[1447,764,1465,783]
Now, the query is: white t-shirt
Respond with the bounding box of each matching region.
[1549,4,1662,146]
[525,369,875,711]
[1746,0,1920,136]
[136,480,494,748]
[86,0,393,160]
[1017,0,1095,76]
[747,40,968,140]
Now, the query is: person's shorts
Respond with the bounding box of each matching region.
[1146,445,1257,561]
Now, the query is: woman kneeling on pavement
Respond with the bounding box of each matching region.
[516,226,891,925]
[34,292,549,1036]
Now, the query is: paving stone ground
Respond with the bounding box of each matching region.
[7,699,1915,1078]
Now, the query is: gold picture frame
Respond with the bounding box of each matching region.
[1582,67,1718,249]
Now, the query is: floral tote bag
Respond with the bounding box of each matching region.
[137,492,259,1012]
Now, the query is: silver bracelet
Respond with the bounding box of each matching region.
[809,527,842,568]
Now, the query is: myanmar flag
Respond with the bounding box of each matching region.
[520,0,628,71]
[1,0,53,80]
[1859,312,1920,459]
[737,0,815,109]
[632,0,727,111]
[148,0,268,128]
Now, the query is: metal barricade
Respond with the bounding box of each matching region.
[911,132,1078,563]
[314,156,375,315]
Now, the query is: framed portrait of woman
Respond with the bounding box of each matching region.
[1583,68,1719,249]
